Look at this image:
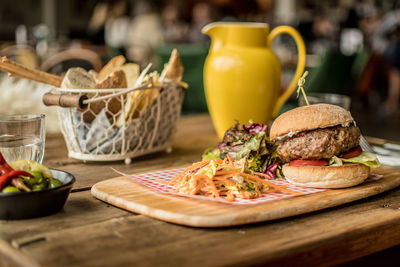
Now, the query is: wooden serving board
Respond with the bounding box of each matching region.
[91,168,400,227]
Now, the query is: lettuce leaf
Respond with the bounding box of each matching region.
[247,155,264,172]
[202,148,221,160]
[329,156,343,166]
[229,131,265,160]
[195,160,217,178]
[337,152,380,168]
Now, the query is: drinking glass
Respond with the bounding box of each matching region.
[298,93,351,110]
[0,114,45,163]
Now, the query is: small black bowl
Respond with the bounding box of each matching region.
[0,169,75,220]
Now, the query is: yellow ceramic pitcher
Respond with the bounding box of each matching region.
[202,22,306,138]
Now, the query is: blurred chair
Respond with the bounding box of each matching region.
[304,49,371,96]
[0,44,39,69]
[156,44,209,114]
[40,48,103,75]
[354,52,384,100]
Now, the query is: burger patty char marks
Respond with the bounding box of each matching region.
[276,125,360,162]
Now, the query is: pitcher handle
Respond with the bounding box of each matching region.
[267,26,306,117]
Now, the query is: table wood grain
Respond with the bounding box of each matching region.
[1,114,400,266]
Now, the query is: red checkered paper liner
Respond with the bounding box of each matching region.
[112,168,383,205]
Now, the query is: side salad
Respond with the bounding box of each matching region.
[203,122,282,178]
[166,122,304,201]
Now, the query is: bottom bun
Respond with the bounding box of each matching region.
[282,163,370,189]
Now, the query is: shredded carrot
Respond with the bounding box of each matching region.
[256,172,272,179]
[243,173,273,185]
[205,177,220,198]
[214,158,224,164]
[168,158,304,201]
[241,173,302,195]
[226,192,235,201]
[214,176,235,185]
[190,173,220,198]
[215,170,241,176]
[167,160,211,185]
[216,165,239,172]
[226,154,234,166]
[190,181,204,195]
[256,187,262,197]
[214,173,237,181]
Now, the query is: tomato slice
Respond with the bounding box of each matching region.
[340,145,362,159]
[289,159,328,167]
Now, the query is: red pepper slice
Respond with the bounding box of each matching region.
[0,170,33,191]
[0,152,13,176]
[0,152,35,191]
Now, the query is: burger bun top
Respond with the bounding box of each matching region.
[270,104,354,140]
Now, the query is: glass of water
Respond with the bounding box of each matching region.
[0,114,45,163]
[298,93,351,110]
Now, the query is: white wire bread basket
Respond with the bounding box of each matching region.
[46,50,186,162]
[56,83,184,162]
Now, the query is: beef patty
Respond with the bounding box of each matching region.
[276,125,360,162]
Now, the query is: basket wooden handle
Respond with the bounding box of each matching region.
[42,92,88,109]
[0,56,63,87]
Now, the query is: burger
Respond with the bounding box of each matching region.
[270,104,380,188]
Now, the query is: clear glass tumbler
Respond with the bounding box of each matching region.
[0,114,45,163]
[298,93,351,110]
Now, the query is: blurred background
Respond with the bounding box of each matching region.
[0,0,399,141]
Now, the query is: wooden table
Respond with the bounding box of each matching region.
[1,114,400,266]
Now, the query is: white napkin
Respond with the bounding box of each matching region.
[376,155,400,166]
[372,145,400,166]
